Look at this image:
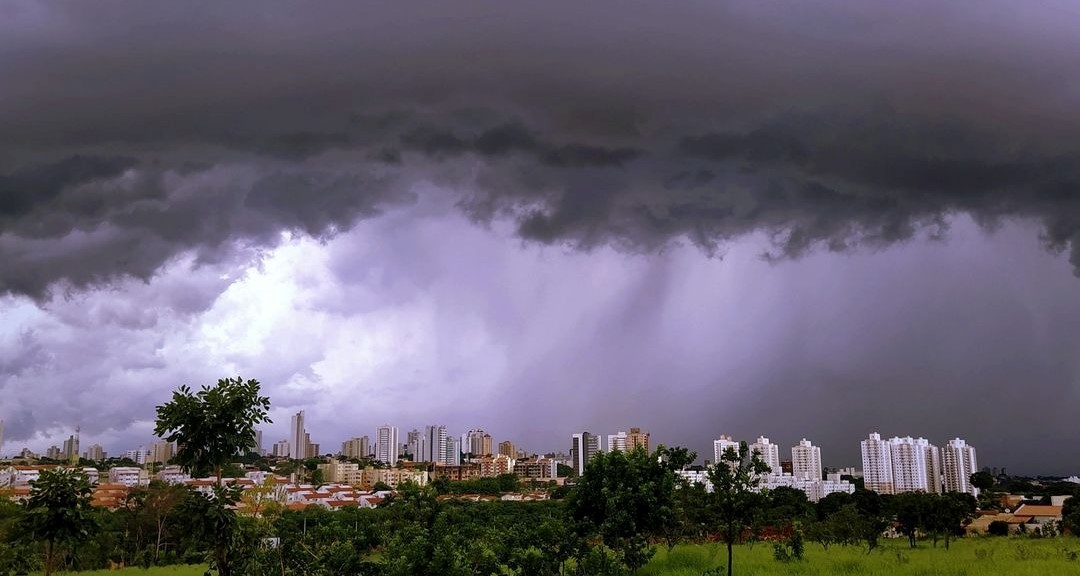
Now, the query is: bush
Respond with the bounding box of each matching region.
[988,520,1010,536]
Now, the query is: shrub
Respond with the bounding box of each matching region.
[988,520,1010,536]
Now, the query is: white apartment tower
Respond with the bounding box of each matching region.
[791,439,822,481]
[888,436,940,493]
[571,432,601,476]
[750,436,782,474]
[861,432,894,494]
[713,435,739,464]
[420,425,448,464]
[0,418,5,457]
[607,431,628,453]
[289,411,308,460]
[445,435,462,465]
[375,424,399,466]
[942,438,979,495]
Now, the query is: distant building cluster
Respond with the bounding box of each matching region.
[861,433,979,496]
[0,408,985,509]
[688,435,853,502]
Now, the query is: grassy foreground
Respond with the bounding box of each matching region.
[35,566,207,576]
[639,537,1080,576]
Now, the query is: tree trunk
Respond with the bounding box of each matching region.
[44,540,53,576]
[727,539,733,576]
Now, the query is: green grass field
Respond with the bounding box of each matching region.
[640,537,1080,576]
[35,566,207,576]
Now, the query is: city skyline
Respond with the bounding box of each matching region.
[3,2,1080,476]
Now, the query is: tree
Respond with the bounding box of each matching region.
[18,469,98,576]
[1063,495,1080,536]
[568,445,693,573]
[153,377,271,480]
[706,441,770,576]
[890,491,930,548]
[176,485,244,576]
[154,377,271,576]
[851,488,887,551]
[987,520,1010,536]
[970,471,995,493]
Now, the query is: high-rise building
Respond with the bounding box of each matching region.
[150,441,175,464]
[571,432,601,476]
[861,432,894,494]
[46,445,63,460]
[254,430,264,456]
[791,439,822,481]
[376,425,399,466]
[289,411,308,460]
[444,435,461,466]
[341,436,371,459]
[422,425,448,464]
[750,436,782,475]
[272,440,289,458]
[84,444,106,461]
[0,418,5,457]
[498,440,517,458]
[889,436,937,493]
[942,438,979,495]
[63,434,80,464]
[465,429,493,457]
[406,429,423,460]
[713,435,739,464]
[607,431,628,452]
[627,427,650,452]
[124,448,149,464]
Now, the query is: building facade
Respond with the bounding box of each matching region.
[942,437,979,495]
[289,411,308,460]
[713,435,739,464]
[627,427,650,452]
[750,436,782,475]
[791,438,822,481]
[375,425,399,466]
[861,432,894,494]
[571,432,601,476]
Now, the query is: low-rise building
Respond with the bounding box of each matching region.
[108,467,149,487]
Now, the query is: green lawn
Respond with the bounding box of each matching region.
[640,537,1080,576]
[36,566,207,576]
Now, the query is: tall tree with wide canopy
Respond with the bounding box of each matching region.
[568,445,696,573]
[153,377,271,576]
[707,441,770,576]
[154,377,271,479]
[18,469,97,576]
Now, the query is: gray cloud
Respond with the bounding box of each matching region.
[2,2,1080,473]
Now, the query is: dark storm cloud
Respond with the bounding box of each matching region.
[0,158,411,299]
[4,1,1080,472]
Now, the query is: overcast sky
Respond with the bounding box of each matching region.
[2,1,1080,475]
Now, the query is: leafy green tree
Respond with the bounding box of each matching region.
[763,486,814,528]
[852,488,888,551]
[1062,495,1080,536]
[987,519,1010,536]
[176,486,244,576]
[153,377,271,480]
[569,445,693,573]
[706,441,770,576]
[890,491,930,548]
[18,469,98,576]
[154,377,271,576]
[970,471,995,492]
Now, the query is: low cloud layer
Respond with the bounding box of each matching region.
[2,2,1080,473]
